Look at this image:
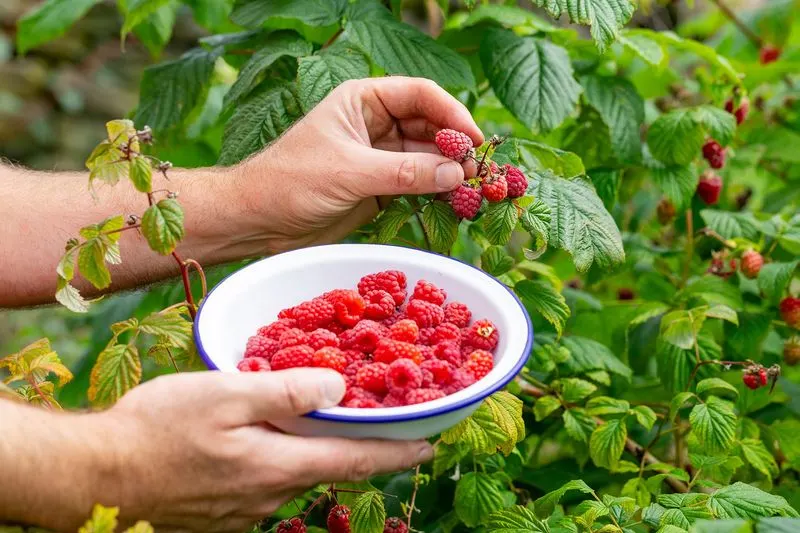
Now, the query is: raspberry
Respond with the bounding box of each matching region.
[418,327,436,346]
[277,307,296,320]
[743,372,760,390]
[384,517,408,533]
[444,368,477,394]
[481,175,508,202]
[464,319,499,351]
[344,360,368,387]
[342,349,365,365]
[244,335,279,360]
[364,290,396,320]
[450,185,482,220]
[327,322,346,335]
[784,337,800,366]
[726,97,749,125]
[435,129,473,161]
[326,290,365,327]
[383,392,406,407]
[389,319,419,343]
[327,505,351,533]
[257,319,296,340]
[406,388,446,405]
[758,367,768,387]
[418,345,435,360]
[696,170,722,205]
[343,398,382,408]
[308,328,340,350]
[312,347,348,373]
[278,328,310,349]
[432,323,461,345]
[657,198,676,225]
[356,362,390,395]
[702,140,725,169]
[342,386,380,404]
[443,302,471,328]
[276,517,306,533]
[760,45,781,65]
[780,297,800,329]
[412,280,447,306]
[420,358,452,386]
[237,357,271,372]
[617,288,635,301]
[434,341,462,367]
[386,358,423,394]
[374,338,423,365]
[293,298,335,331]
[339,320,388,353]
[271,345,314,370]
[358,271,407,305]
[406,299,444,328]
[504,164,528,198]
[741,250,764,279]
[464,349,494,380]
[381,313,403,328]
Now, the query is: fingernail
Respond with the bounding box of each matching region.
[320,372,346,404]
[435,162,463,191]
[417,443,434,463]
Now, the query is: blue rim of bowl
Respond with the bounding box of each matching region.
[193,243,533,424]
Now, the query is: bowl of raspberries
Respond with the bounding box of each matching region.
[194,244,532,439]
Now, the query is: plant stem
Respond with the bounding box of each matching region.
[27,378,54,410]
[682,208,694,284]
[165,346,180,373]
[406,464,421,529]
[685,359,749,391]
[322,28,343,49]
[708,0,763,48]
[183,259,208,299]
[104,224,142,236]
[173,251,197,320]
[408,197,432,251]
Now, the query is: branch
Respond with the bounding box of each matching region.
[708,0,763,48]
[406,464,421,529]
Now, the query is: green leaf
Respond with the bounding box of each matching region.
[520,200,551,258]
[689,397,737,455]
[483,200,519,246]
[528,172,624,272]
[534,479,594,517]
[78,239,112,289]
[343,19,475,90]
[531,0,635,52]
[127,1,179,58]
[372,198,413,244]
[231,0,347,28]
[480,29,581,134]
[696,378,739,399]
[658,334,720,393]
[121,0,172,41]
[758,261,799,303]
[690,520,750,533]
[139,308,193,349]
[587,396,630,416]
[454,472,506,527]
[677,276,743,310]
[772,420,800,471]
[559,336,632,380]
[562,408,597,444]
[558,378,597,403]
[691,105,737,146]
[581,75,644,164]
[422,200,460,253]
[349,491,386,533]
[700,210,761,241]
[135,47,221,132]
[647,108,706,166]
[88,343,141,407]
[644,149,697,211]
[632,405,657,431]
[619,29,666,66]
[590,418,627,469]
[16,0,99,54]
[515,280,570,337]
[219,79,303,165]
[297,42,370,112]
[589,169,620,211]
[739,439,779,478]
[705,305,738,326]
[141,199,185,255]
[758,518,800,533]
[432,441,469,478]
[534,395,562,421]
[518,140,585,179]
[56,277,89,313]
[708,482,799,519]
[659,309,702,350]
[129,155,153,193]
[656,31,739,83]
[442,392,524,456]
[78,504,119,533]
[486,506,551,532]
[481,246,515,276]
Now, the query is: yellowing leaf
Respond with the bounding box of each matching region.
[124,522,155,533]
[79,504,119,533]
[441,392,524,456]
[0,338,71,387]
[88,342,142,407]
[139,308,193,349]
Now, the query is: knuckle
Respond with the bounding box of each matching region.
[396,158,419,189]
[278,378,309,414]
[345,451,376,481]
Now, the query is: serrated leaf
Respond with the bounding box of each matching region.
[520,199,551,252]
[534,395,562,421]
[455,472,506,527]
[563,408,597,444]
[528,172,624,272]
[515,280,570,337]
[518,140,585,179]
[699,210,761,241]
[86,141,129,187]
[121,0,172,41]
[297,42,370,112]
[142,199,185,255]
[16,0,100,55]
[433,441,469,478]
[659,309,701,350]
[372,198,413,244]
[441,392,524,456]
[139,308,193,349]
[0,338,72,387]
[690,396,737,456]
[587,396,630,416]
[772,420,800,472]
[590,418,627,469]
[643,148,697,211]
[123,0,178,59]
[129,155,153,194]
[56,277,89,313]
[656,32,739,83]
[647,108,706,166]
[619,29,666,66]
[677,276,743,310]
[123,522,154,533]
[696,378,739,399]
[758,261,799,303]
[559,336,632,380]
[708,483,798,519]
[705,305,738,325]
[231,0,347,28]
[79,504,119,533]
[739,439,779,479]
[88,343,141,407]
[350,491,386,533]
[483,200,519,246]
[558,378,597,403]
[535,479,594,517]
[589,169,620,211]
[632,405,657,431]
[481,246,515,276]
[422,200,459,253]
[757,518,800,533]
[532,0,635,52]
[78,239,112,289]
[480,29,581,134]
[486,505,551,532]
[581,75,644,164]
[691,105,736,146]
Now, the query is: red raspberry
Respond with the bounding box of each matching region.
[780,297,800,329]
[384,517,408,533]
[420,358,452,386]
[344,360,368,387]
[389,319,419,343]
[617,288,635,301]
[504,164,528,198]
[342,349,365,365]
[758,367,768,386]
[327,505,351,533]
[293,298,335,331]
[342,386,380,404]
[743,372,760,390]
[374,338,423,365]
[741,250,764,279]
[276,517,306,533]
[257,318,295,340]
[343,397,382,408]
[418,345,435,360]
[244,335,279,360]
[325,289,365,327]
[339,320,388,353]
[412,280,447,306]
[450,185,482,220]
[434,341,462,367]
[464,319,499,351]
[278,328,310,349]
[760,45,781,64]
[406,299,444,328]
[444,368,477,394]
[460,342,475,359]
[277,307,296,320]
[726,97,750,125]
[406,388,446,405]
[383,392,406,407]
[481,175,508,202]
[356,362,390,395]
[784,336,800,366]
[418,327,436,346]
[381,313,403,328]
[696,170,722,205]
[386,358,423,394]
[432,323,461,345]
[435,129,473,161]
[702,140,725,169]
[308,328,340,350]
[271,345,314,370]
[443,302,471,328]
[237,357,271,372]
[358,271,407,305]
[364,290,396,320]
[312,347,348,373]
[327,321,346,335]
[464,349,494,380]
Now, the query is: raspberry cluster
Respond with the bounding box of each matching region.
[237,270,499,408]
[741,363,780,391]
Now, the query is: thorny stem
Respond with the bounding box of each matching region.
[682,209,694,284]
[406,464,422,529]
[302,489,331,522]
[708,0,763,48]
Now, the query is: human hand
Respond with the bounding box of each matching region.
[97,369,432,532]
[233,76,484,253]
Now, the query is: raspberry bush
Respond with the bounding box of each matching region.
[5,0,800,532]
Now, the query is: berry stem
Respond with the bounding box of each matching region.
[682,209,694,285]
[708,0,763,48]
[408,197,432,251]
[406,464,421,529]
[685,359,751,391]
[165,346,180,373]
[104,224,142,236]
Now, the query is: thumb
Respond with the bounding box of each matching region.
[356,148,465,197]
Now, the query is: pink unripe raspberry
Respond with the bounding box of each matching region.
[435,129,473,161]
[740,250,764,279]
[450,185,482,219]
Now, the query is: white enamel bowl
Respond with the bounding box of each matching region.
[194,244,533,440]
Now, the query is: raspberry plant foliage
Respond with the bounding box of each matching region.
[6,0,800,532]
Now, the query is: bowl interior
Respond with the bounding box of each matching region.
[195,244,532,420]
